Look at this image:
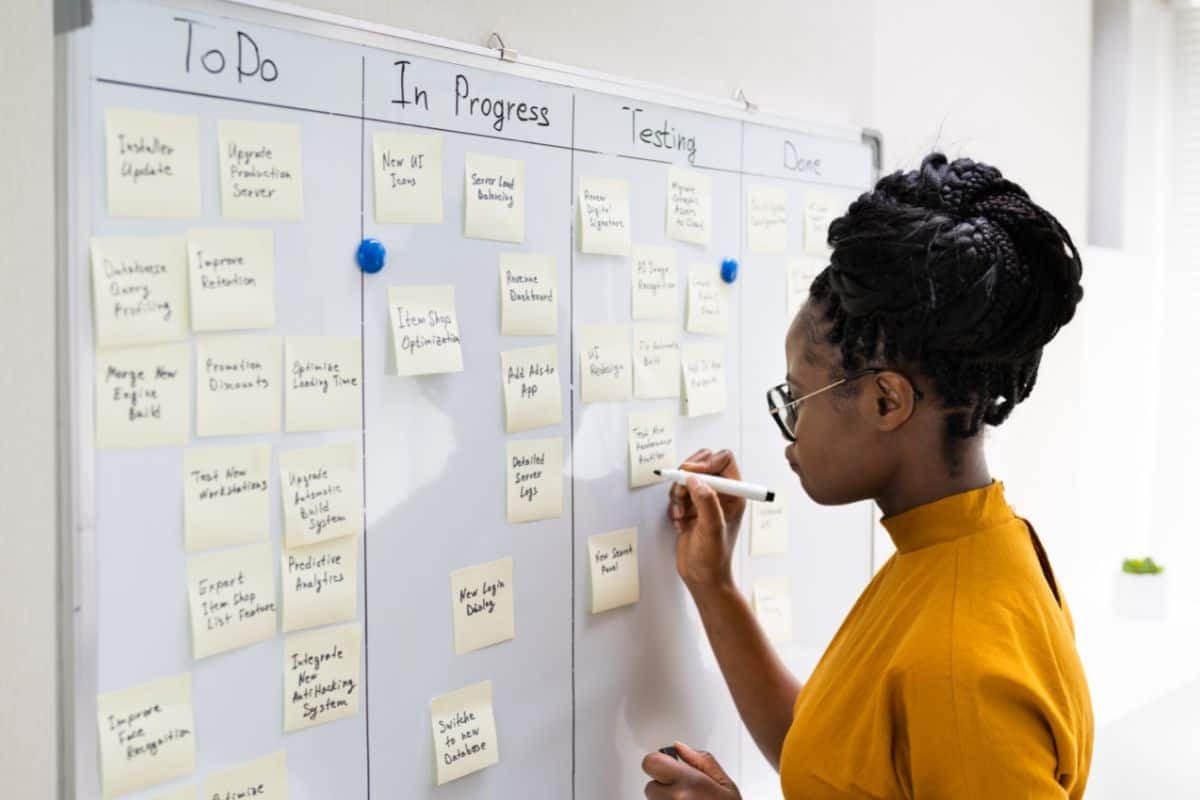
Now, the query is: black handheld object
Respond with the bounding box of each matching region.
[658,745,681,761]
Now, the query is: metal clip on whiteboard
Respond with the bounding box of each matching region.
[487,32,519,63]
[734,88,758,113]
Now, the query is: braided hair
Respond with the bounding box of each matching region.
[808,153,1084,441]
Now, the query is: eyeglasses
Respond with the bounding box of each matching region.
[766,368,925,442]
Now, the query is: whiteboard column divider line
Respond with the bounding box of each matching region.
[736,119,747,785]
[358,52,372,799]
[568,91,578,800]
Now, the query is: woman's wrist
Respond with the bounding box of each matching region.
[686,573,739,609]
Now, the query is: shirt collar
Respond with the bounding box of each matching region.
[880,479,1014,554]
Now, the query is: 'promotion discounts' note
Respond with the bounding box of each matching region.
[105,108,201,219]
[666,166,712,246]
[499,253,557,336]
[753,577,794,644]
[633,325,680,400]
[450,556,515,655]
[183,444,270,551]
[681,343,727,417]
[747,185,788,254]
[202,750,287,800]
[90,236,190,347]
[686,265,730,336]
[195,335,282,436]
[430,681,500,785]
[281,535,358,633]
[500,345,562,433]
[284,622,362,731]
[186,228,276,331]
[803,191,837,256]
[285,336,363,432]
[464,152,525,243]
[388,285,464,375]
[279,442,362,548]
[579,325,631,403]
[372,131,443,223]
[787,257,823,320]
[750,498,788,556]
[218,119,304,220]
[96,342,190,449]
[96,673,195,799]
[628,411,676,488]
[631,244,678,320]
[588,528,639,613]
[578,176,631,255]
[185,542,278,659]
[505,438,563,523]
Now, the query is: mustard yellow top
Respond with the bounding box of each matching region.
[779,479,1093,798]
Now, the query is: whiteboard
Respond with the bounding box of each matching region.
[65,1,880,798]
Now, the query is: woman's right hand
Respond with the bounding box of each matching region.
[668,449,747,594]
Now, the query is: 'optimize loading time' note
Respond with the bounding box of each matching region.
[105,108,201,219]
[285,336,362,432]
[388,285,464,375]
[499,253,557,336]
[281,535,358,633]
[279,442,362,549]
[195,335,282,437]
[588,528,639,613]
[218,119,304,220]
[95,342,190,449]
[506,437,563,524]
[90,236,190,347]
[283,622,362,731]
[183,444,270,551]
[96,673,195,800]
[450,556,515,655]
[430,680,500,785]
[185,542,278,659]
[373,131,443,224]
[500,344,562,433]
[464,152,525,243]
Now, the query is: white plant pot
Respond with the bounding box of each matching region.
[1113,570,1169,620]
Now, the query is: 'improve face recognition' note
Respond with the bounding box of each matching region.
[96,673,195,799]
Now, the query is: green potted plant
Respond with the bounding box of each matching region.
[1114,556,1167,619]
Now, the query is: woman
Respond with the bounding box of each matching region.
[641,154,1094,799]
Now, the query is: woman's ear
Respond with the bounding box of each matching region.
[873,372,916,431]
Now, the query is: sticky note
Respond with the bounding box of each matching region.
[747,185,788,254]
[787,257,823,320]
[588,528,639,613]
[105,108,201,219]
[202,751,287,800]
[681,343,727,417]
[804,191,837,256]
[430,680,499,785]
[753,577,793,644]
[450,556,515,655]
[185,542,278,659]
[186,228,275,331]
[96,673,195,799]
[578,176,631,255]
[686,265,730,336]
[152,787,197,800]
[373,131,443,223]
[183,445,270,551]
[666,167,711,246]
[218,119,304,220]
[464,152,525,243]
[285,336,362,432]
[281,535,358,633]
[750,498,788,556]
[283,622,362,731]
[195,335,282,437]
[279,442,362,548]
[388,285,464,375]
[631,244,678,321]
[628,411,675,489]
[96,342,190,449]
[505,437,563,524]
[579,325,631,403]
[499,253,557,336]
[90,236,190,347]
[633,324,680,399]
[500,345,562,433]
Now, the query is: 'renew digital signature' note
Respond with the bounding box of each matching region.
[750,498,789,556]
[681,343,727,417]
[579,325,632,403]
[753,577,794,644]
[499,253,557,336]
[95,342,190,449]
[202,750,287,800]
[283,622,362,731]
[90,236,190,347]
[588,528,640,613]
[464,152,525,243]
[218,119,305,220]
[185,542,278,659]
[686,265,730,335]
[96,673,195,799]
[804,191,837,257]
[281,535,358,633]
[628,411,676,488]
[450,556,515,655]
[666,166,712,246]
[195,335,282,436]
[578,176,631,255]
[388,285,464,375]
[183,444,270,551]
[747,185,788,254]
[631,244,678,321]
[105,108,201,219]
[430,680,500,785]
[279,442,362,549]
[633,325,680,400]
[500,345,562,433]
[505,437,563,523]
[186,228,276,331]
[373,131,443,223]
[285,336,362,432]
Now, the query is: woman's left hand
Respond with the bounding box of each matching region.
[641,741,742,799]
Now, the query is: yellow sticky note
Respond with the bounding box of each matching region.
[218,120,304,220]
[105,108,201,219]
[499,253,557,336]
[186,228,276,332]
[464,152,525,243]
[631,244,678,321]
[430,680,500,785]
[579,325,631,403]
[96,342,190,449]
[500,345,562,433]
[372,131,443,223]
[633,324,680,400]
[628,411,675,489]
[283,622,362,731]
[152,786,197,800]
[281,535,358,633]
[279,442,362,549]
[804,191,837,256]
[202,751,287,800]
[681,343,727,417]
[450,556,515,655]
[186,542,278,659]
[753,577,793,644]
[787,257,823,320]
[686,264,730,336]
[90,236,190,347]
[505,437,563,524]
[183,444,270,551]
[96,673,195,799]
[666,166,711,246]
[747,185,788,254]
[578,176,631,255]
[285,336,362,432]
[750,499,788,556]
[195,335,282,437]
[388,285,464,375]
[588,528,639,613]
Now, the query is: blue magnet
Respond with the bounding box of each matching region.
[720,257,739,284]
[356,238,387,274]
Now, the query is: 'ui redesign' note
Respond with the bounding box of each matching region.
[430,680,500,785]
[464,152,525,243]
[202,750,288,800]
[90,236,190,347]
[218,119,305,221]
[505,437,563,523]
[105,108,201,219]
[373,131,444,224]
[284,622,362,731]
[588,527,640,613]
[388,285,464,375]
[279,442,363,549]
[183,444,270,551]
[579,325,632,403]
[195,335,283,437]
[185,542,278,660]
[96,672,195,799]
[499,253,557,336]
[450,556,515,655]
